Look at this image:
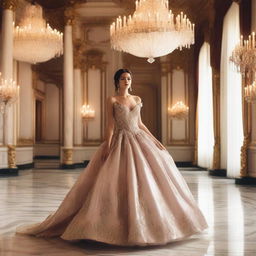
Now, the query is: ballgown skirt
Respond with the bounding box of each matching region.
[16,129,208,246]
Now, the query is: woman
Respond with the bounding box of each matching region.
[17,69,208,246]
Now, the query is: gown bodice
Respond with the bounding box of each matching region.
[113,102,143,134]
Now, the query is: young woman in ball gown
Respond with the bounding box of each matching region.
[17,69,207,246]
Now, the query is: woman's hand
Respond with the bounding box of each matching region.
[153,139,166,150]
[102,143,111,161]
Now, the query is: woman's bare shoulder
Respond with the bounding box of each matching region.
[107,96,117,104]
[131,95,142,103]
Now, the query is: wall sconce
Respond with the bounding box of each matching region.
[0,73,20,114]
[168,101,189,120]
[81,104,95,121]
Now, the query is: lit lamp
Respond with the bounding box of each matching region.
[0,73,20,114]
[244,80,256,103]
[110,0,194,63]
[230,32,256,74]
[13,3,63,64]
[168,101,189,120]
[81,104,95,121]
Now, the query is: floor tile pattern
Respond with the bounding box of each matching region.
[0,168,256,256]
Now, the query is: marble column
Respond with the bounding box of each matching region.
[73,55,83,146]
[160,60,169,146]
[62,11,74,167]
[1,0,17,170]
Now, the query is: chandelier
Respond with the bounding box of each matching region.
[13,3,63,64]
[0,73,20,114]
[230,32,256,74]
[110,0,195,63]
[168,101,189,119]
[81,105,95,121]
[244,79,256,103]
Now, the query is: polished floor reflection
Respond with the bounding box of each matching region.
[0,168,256,256]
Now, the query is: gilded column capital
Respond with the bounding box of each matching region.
[8,145,16,168]
[2,0,17,11]
[73,39,86,69]
[160,62,171,75]
[64,7,76,26]
[63,148,73,165]
[82,49,105,71]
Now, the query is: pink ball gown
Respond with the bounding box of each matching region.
[17,101,208,246]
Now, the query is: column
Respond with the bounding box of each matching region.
[160,60,169,146]
[62,8,74,167]
[1,0,17,170]
[73,39,85,146]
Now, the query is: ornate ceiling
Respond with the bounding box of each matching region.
[13,0,230,85]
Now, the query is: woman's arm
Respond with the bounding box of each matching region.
[102,96,115,160]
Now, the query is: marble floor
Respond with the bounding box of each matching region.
[0,168,256,256]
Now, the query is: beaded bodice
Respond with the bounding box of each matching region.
[113,102,142,134]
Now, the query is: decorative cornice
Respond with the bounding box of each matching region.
[64,7,75,26]
[2,0,17,11]
[73,39,87,69]
[82,49,106,71]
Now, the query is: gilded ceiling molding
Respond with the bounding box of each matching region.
[2,0,17,10]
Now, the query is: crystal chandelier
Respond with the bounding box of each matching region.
[13,3,63,64]
[81,105,95,121]
[230,32,256,74]
[110,0,195,63]
[168,101,189,119]
[244,79,256,103]
[0,73,20,114]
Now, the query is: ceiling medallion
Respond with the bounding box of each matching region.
[110,0,195,63]
[13,3,63,64]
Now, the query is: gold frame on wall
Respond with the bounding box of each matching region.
[166,67,190,146]
[82,49,107,146]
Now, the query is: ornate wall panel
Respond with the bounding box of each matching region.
[83,66,106,145]
[167,68,189,145]
[17,62,34,146]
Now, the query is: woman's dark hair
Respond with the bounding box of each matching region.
[114,69,132,92]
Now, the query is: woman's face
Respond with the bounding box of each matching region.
[118,72,132,90]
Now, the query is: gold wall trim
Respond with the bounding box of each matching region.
[8,145,16,168]
[2,0,17,10]
[62,148,73,165]
[167,68,190,145]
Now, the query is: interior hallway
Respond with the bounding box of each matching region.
[0,169,255,256]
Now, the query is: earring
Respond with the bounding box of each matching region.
[129,86,132,92]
